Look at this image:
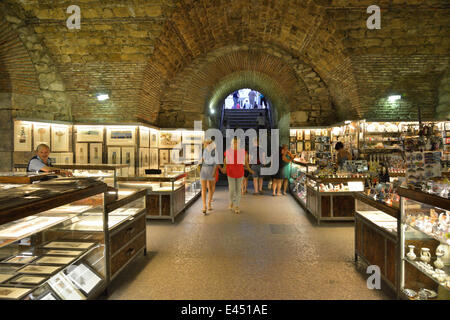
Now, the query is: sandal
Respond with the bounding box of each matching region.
[202,208,207,215]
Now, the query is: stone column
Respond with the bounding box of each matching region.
[0,93,13,172]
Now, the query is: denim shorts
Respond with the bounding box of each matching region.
[250,164,261,178]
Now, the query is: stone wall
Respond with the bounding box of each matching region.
[437,69,450,120]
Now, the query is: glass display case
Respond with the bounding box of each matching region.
[354,192,400,294]
[51,164,129,189]
[117,172,188,223]
[305,174,365,223]
[289,159,317,208]
[0,178,108,300]
[398,187,450,300]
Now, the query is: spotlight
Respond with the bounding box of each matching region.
[388,95,401,103]
[97,93,109,101]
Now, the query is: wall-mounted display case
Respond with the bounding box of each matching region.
[354,192,400,295]
[398,187,450,300]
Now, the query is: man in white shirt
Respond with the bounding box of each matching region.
[27,144,73,176]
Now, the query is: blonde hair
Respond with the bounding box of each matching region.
[36,143,50,152]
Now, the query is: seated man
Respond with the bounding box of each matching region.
[27,143,73,177]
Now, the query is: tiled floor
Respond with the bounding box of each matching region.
[107,186,389,300]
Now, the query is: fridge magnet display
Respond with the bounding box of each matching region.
[182,131,203,144]
[3,255,38,265]
[108,147,121,165]
[42,241,95,250]
[18,265,61,275]
[33,123,51,150]
[45,250,84,257]
[14,121,32,151]
[75,143,88,164]
[106,127,135,146]
[159,131,182,148]
[65,263,102,295]
[89,143,102,164]
[139,127,150,148]
[296,142,303,153]
[51,125,70,152]
[121,147,135,177]
[150,148,159,169]
[159,149,170,166]
[305,141,311,151]
[0,286,31,300]
[34,256,76,266]
[76,126,103,142]
[296,130,303,140]
[150,129,159,148]
[10,275,47,285]
[0,274,15,283]
[48,273,86,300]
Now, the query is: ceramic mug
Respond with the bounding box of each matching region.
[420,248,431,263]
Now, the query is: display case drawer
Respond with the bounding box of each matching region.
[110,215,146,254]
[111,232,146,277]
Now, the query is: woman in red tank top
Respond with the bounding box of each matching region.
[220,137,254,214]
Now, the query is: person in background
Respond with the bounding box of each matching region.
[256,112,266,130]
[335,141,352,169]
[281,145,295,195]
[249,90,256,109]
[242,141,250,195]
[249,138,266,195]
[27,144,73,177]
[260,93,267,109]
[200,140,219,214]
[221,137,254,214]
[272,145,294,196]
[233,91,239,109]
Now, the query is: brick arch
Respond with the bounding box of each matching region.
[141,0,350,126]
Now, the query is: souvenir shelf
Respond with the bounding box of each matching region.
[51,164,129,189]
[117,172,189,223]
[305,174,365,224]
[398,187,450,300]
[0,178,109,300]
[354,192,400,294]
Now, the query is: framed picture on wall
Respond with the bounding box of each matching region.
[182,131,203,144]
[296,130,303,141]
[51,125,70,152]
[296,142,303,153]
[150,129,159,148]
[159,131,182,148]
[150,148,159,169]
[159,149,170,167]
[76,126,103,142]
[33,123,51,150]
[108,147,121,165]
[139,127,150,148]
[106,127,136,146]
[304,130,311,141]
[121,147,135,177]
[170,148,183,164]
[14,121,32,152]
[139,148,150,175]
[185,144,201,161]
[305,141,311,151]
[59,153,73,165]
[89,143,102,164]
[75,143,88,164]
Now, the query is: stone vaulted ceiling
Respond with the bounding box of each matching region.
[0,0,449,128]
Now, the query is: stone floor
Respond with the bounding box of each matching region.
[107,186,389,300]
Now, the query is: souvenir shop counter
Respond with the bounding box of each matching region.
[354,192,400,295]
[0,179,147,299]
[303,174,366,223]
[117,167,201,223]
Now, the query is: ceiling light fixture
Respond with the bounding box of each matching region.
[96,93,109,101]
[388,95,401,103]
